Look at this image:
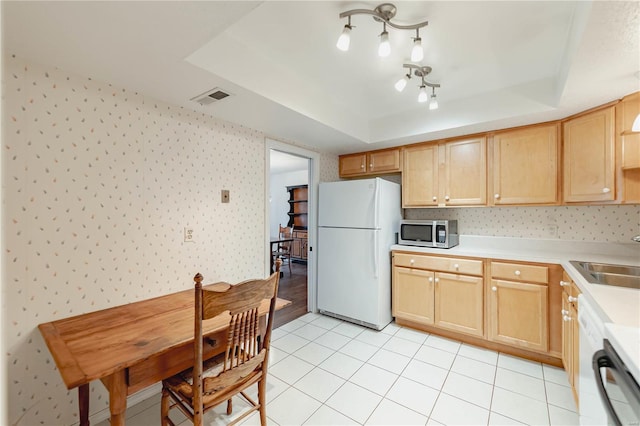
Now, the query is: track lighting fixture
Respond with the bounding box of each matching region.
[336,3,428,60]
[396,64,440,107]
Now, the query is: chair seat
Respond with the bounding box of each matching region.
[163,351,264,408]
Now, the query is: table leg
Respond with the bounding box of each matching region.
[78,384,90,426]
[108,370,128,426]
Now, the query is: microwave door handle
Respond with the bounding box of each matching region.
[593,349,623,426]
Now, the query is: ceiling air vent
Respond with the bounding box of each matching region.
[191,88,231,106]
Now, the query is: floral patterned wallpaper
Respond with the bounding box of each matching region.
[2,54,337,425]
[405,205,640,243]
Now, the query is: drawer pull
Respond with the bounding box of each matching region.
[514,270,521,276]
[410,259,415,264]
[453,263,459,270]
[559,280,568,287]
[563,315,572,322]
[568,296,578,303]
[432,196,437,202]
[561,309,569,315]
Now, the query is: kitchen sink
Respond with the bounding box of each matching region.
[570,261,640,290]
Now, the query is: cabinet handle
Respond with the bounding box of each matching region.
[561,309,569,315]
[494,194,500,199]
[434,277,440,283]
[445,195,450,201]
[602,187,610,193]
[370,163,373,168]
[453,263,459,270]
[568,296,578,303]
[563,315,572,322]
[428,277,433,282]
[491,286,497,291]
[559,280,568,287]
[410,259,415,264]
[432,196,437,202]
[360,164,365,169]
[514,270,521,276]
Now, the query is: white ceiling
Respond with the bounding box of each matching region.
[3,1,640,155]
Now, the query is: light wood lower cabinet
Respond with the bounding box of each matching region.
[393,253,484,337]
[392,267,434,325]
[560,272,580,406]
[488,279,549,352]
[434,272,484,337]
[393,252,563,362]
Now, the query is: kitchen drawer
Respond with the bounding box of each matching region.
[394,253,483,276]
[491,262,548,284]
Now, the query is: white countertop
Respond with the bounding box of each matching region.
[391,235,640,377]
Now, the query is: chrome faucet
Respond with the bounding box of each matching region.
[633,235,640,243]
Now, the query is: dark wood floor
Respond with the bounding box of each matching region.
[273,261,308,329]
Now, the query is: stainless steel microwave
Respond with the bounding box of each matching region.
[398,220,459,248]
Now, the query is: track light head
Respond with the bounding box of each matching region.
[336,24,352,51]
[378,24,390,57]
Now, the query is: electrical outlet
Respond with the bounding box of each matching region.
[221,190,230,203]
[184,227,195,243]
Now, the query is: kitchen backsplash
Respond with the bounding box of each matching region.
[405,205,640,243]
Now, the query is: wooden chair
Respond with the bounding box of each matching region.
[160,260,281,426]
[272,224,293,276]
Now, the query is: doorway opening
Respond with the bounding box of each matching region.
[266,141,318,328]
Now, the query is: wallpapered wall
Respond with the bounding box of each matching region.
[2,54,339,425]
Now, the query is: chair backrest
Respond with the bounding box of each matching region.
[278,224,293,251]
[191,261,281,409]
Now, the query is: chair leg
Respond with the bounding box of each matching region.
[226,398,233,415]
[258,378,267,426]
[161,386,170,426]
[288,256,292,276]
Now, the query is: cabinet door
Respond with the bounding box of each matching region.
[392,267,434,325]
[368,149,400,174]
[443,137,487,205]
[570,302,579,402]
[488,279,549,352]
[561,293,572,379]
[492,124,558,205]
[339,153,367,176]
[402,144,439,207]
[563,107,615,202]
[434,272,484,337]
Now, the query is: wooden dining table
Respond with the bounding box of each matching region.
[38,281,290,426]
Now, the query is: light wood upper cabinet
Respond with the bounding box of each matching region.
[617,92,640,203]
[403,137,486,207]
[443,138,487,205]
[339,149,400,177]
[563,106,615,202]
[491,124,559,205]
[403,144,439,207]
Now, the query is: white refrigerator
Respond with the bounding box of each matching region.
[317,178,401,330]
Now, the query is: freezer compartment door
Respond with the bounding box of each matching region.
[317,227,392,328]
[319,179,378,229]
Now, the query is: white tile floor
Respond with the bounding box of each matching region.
[98,313,579,426]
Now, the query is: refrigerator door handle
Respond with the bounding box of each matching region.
[373,229,379,279]
[374,178,380,228]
